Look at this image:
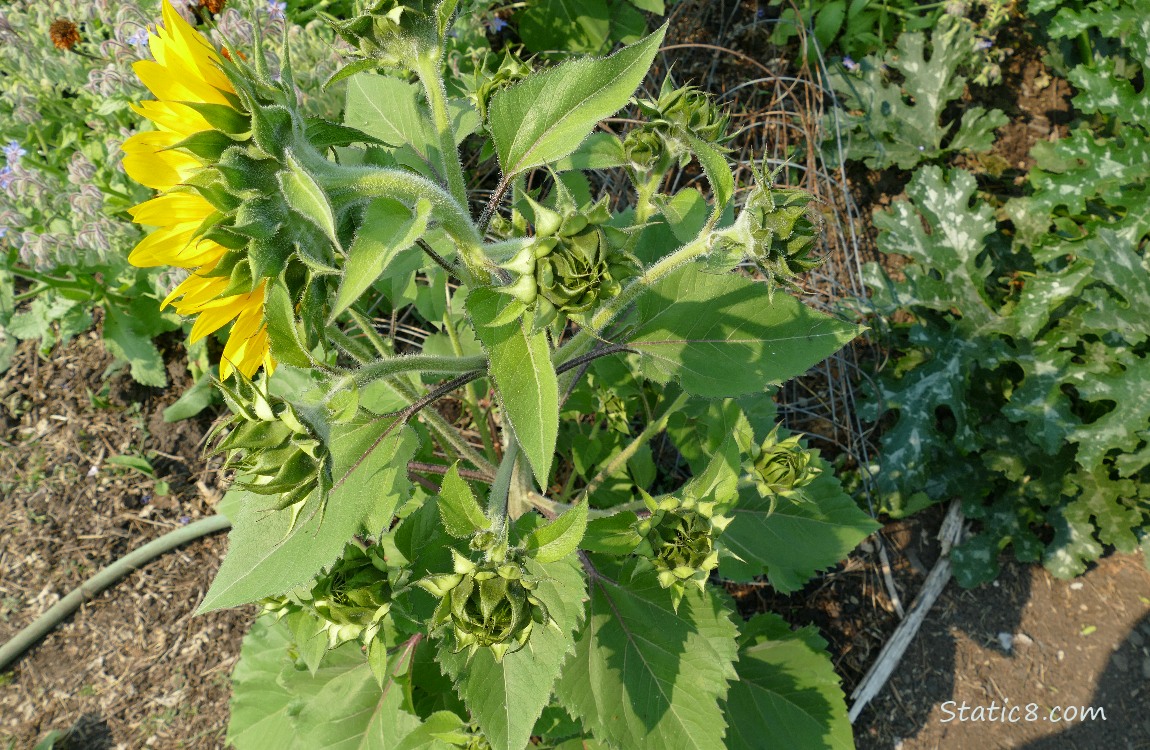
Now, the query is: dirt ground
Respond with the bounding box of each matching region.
[0,333,250,749]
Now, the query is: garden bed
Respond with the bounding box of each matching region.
[3,337,1148,748]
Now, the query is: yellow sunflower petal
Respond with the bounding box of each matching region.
[133,58,232,108]
[158,0,234,93]
[129,191,215,226]
[187,290,259,343]
[129,224,227,268]
[162,271,229,311]
[130,100,212,137]
[222,307,271,380]
[122,132,202,191]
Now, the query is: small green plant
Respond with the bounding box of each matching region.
[120,1,876,748]
[825,14,1007,170]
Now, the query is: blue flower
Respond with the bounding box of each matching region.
[4,141,26,164]
[0,166,13,189]
[975,37,993,51]
[843,56,859,72]
[266,0,287,20]
[485,16,508,33]
[0,227,7,239]
[127,28,149,48]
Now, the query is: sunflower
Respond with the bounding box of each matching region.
[124,0,273,380]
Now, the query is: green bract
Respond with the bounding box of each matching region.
[746,425,820,499]
[634,490,732,602]
[419,549,550,662]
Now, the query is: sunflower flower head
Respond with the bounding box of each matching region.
[124,0,338,380]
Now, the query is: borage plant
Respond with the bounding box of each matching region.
[125,1,874,747]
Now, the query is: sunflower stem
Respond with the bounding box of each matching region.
[414,51,469,216]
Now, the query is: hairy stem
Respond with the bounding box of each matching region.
[348,353,487,389]
[415,52,469,215]
[488,438,519,529]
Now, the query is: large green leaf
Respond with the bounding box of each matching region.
[629,264,861,397]
[102,303,166,387]
[229,616,459,749]
[439,557,586,750]
[199,420,418,611]
[344,73,442,178]
[555,561,738,750]
[467,287,558,486]
[723,613,854,750]
[331,198,431,321]
[719,464,878,592]
[489,25,666,177]
[518,0,611,54]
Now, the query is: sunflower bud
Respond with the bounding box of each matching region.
[710,169,822,291]
[324,0,450,65]
[419,550,550,662]
[261,543,392,651]
[623,128,667,173]
[497,198,636,328]
[745,425,820,499]
[626,79,732,174]
[634,492,730,600]
[208,374,327,508]
[306,543,393,647]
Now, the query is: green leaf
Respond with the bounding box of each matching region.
[162,370,217,422]
[467,288,558,486]
[344,73,446,179]
[439,557,586,750]
[629,263,861,397]
[519,0,611,54]
[826,17,1006,169]
[524,501,588,563]
[264,279,313,368]
[228,615,374,749]
[331,198,432,321]
[626,0,664,12]
[719,465,878,592]
[438,463,491,538]
[723,613,853,750]
[295,635,424,748]
[489,25,667,177]
[199,420,418,611]
[279,151,339,247]
[655,187,708,244]
[555,560,738,750]
[581,511,641,554]
[106,454,155,475]
[684,134,733,220]
[551,132,628,172]
[102,303,167,387]
[229,616,452,750]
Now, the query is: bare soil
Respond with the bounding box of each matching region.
[0,334,250,749]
